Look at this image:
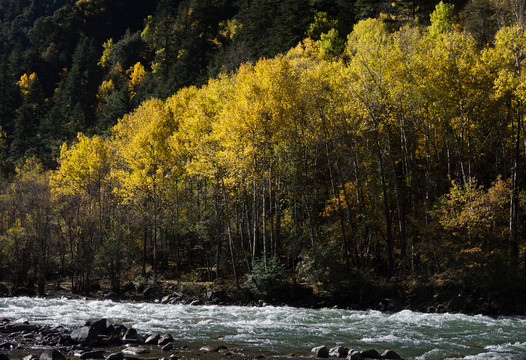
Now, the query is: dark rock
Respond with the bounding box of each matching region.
[144,334,160,344]
[329,347,348,358]
[0,353,9,360]
[121,346,149,355]
[123,328,137,341]
[381,350,402,359]
[1,322,38,333]
[143,286,159,299]
[80,350,104,359]
[12,288,36,297]
[346,351,364,360]
[107,323,126,339]
[98,335,112,346]
[71,326,99,346]
[360,349,379,358]
[312,346,329,358]
[199,345,219,352]
[162,342,173,351]
[105,353,123,360]
[85,319,107,332]
[0,284,8,295]
[169,355,178,360]
[39,350,66,360]
[103,292,120,301]
[0,343,15,350]
[158,334,173,346]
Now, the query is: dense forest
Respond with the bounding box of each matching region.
[1,0,526,309]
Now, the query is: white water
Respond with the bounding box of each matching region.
[1,297,526,359]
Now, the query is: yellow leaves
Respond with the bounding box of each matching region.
[484,25,526,101]
[97,79,115,101]
[98,38,114,68]
[127,62,146,98]
[51,133,112,199]
[17,72,38,96]
[111,98,178,203]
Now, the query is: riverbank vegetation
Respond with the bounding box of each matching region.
[1,0,526,312]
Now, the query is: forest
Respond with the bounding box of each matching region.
[0,0,525,308]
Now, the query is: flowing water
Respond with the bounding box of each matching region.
[1,297,526,359]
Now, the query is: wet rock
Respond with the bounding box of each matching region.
[105,353,123,360]
[360,349,379,358]
[144,334,160,344]
[107,323,126,339]
[71,326,99,346]
[311,346,329,358]
[329,347,348,358]
[0,322,38,333]
[39,349,66,360]
[381,350,402,359]
[123,328,137,341]
[79,350,104,359]
[122,346,149,355]
[103,292,120,302]
[97,335,112,346]
[161,342,173,351]
[346,351,364,360]
[85,319,107,332]
[158,334,173,346]
[200,345,219,352]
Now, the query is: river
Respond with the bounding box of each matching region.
[1,297,526,359]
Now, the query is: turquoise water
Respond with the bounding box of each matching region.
[1,297,526,359]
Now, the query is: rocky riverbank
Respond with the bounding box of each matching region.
[0,318,403,360]
[1,277,525,316]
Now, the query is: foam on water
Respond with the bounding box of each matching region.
[1,297,526,359]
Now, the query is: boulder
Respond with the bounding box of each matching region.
[39,350,66,360]
[79,350,104,359]
[346,351,364,360]
[311,346,329,358]
[158,334,174,346]
[71,326,99,346]
[123,328,137,341]
[12,288,36,297]
[107,323,126,338]
[121,346,149,355]
[144,334,160,344]
[360,349,379,359]
[105,353,123,360]
[0,284,8,295]
[23,355,38,360]
[199,345,219,352]
[85,318,107,332]
[162,342,173,351]
[329,347,348,358]
[1,322,38,333]
[381,350,402,359]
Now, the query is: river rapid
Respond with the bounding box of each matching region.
[1,297,526,359]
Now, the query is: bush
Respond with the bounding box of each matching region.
[247,257,286,298]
